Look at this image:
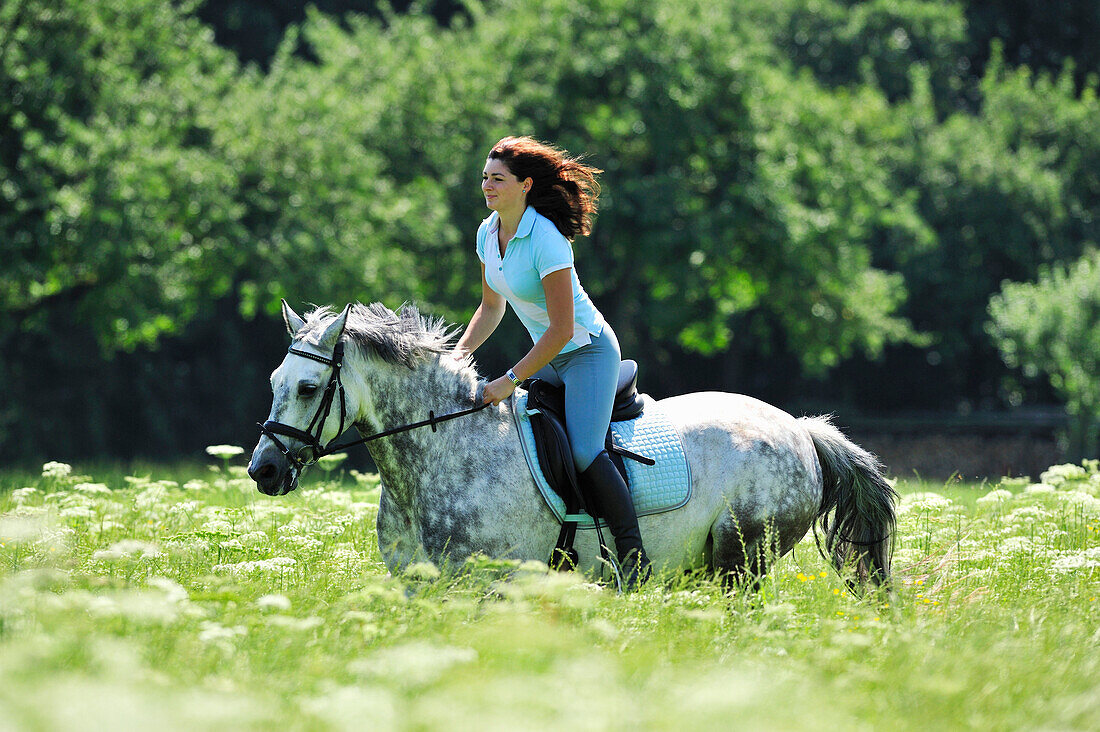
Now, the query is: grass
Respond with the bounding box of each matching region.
[1,453,1098,730]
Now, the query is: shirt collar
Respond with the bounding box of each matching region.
[516,206,536,238]
[488,206,537,239]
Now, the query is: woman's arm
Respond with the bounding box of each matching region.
[482,267,574,405]
[452,263,506,359]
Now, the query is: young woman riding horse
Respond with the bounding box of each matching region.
[450,136,650,588]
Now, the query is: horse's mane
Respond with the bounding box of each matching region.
[296,302,458,369]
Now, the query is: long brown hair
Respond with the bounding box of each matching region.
[488,136,602,241]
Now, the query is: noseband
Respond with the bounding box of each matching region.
[259,340,490,472]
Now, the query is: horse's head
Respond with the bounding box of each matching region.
[248,300,355,496]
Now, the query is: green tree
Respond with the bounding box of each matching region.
[874,49,1100,407]
[988,250,1100,458]
[293,0,928,378]
[1,0,243,351]
[756,0,970,108]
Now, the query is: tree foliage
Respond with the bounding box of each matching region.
[2,0,1099,459]
[989,250,1100,458]
[1,0,242,350]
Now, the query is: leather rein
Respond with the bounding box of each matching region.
[259,340,489,471]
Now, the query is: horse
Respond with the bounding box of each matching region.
[248,300,897,589]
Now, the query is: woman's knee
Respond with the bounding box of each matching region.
[572,445,602,473]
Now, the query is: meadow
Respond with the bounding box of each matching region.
[0,451,1097,731]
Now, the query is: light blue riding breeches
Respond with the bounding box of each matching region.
[530,324,622,473]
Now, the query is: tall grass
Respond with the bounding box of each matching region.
[0,454,1097,730]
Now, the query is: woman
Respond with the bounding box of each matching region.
[451,136,650,588]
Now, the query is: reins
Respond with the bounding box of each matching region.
[259,340,489,471]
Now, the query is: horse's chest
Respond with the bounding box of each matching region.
[376,485,518,569]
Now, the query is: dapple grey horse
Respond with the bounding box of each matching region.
[248,301,896,588]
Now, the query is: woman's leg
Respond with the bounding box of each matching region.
[553,327,650,588]
[552,327,620,472]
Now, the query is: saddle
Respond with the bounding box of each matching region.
[523,359,653,570]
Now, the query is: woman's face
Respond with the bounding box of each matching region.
[482,157,529,213]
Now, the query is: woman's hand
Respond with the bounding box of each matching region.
[482,375,517,405]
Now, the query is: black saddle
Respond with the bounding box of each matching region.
[523,359,653,570]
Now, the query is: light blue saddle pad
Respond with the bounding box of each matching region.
[511,390,693,528]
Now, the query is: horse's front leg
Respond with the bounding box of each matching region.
[376,489,424,574]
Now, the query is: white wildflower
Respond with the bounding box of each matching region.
[212,557,297,575]
[198,620,246,645]
[0,515,47,543]
[316,491,352,507]
[201,520,234,535]
[239,531,269,547]
[58,505,96,520]
[1040,463,1088,487]
[349,470,379,486]
[205,445,245,460]
[169,501,200,515]
[317,453,348,469]
[977,489,1012,506]
[73,482,110,495]
[89,520,124,535]
[93,539,163,561]
[897,492,953,516]
[41,462,72,479]
[1025,483,1056,496]
[330,547,363,565]
[256,593,292,611]
[135,484,167,509]
[276,521,306,537]
[1054,491,1100,515]
[1051,548,1100,573]
[301,686,397,731]
[11,487,37,504]
[288,536,324,557]
[1005,506,1050,525]
[998,536,1035,554]
[351,642,477,685]
[349,501,378,517]
[183,480,207,492]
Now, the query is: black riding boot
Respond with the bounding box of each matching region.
[579,450,651,590]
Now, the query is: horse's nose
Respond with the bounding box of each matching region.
[248,458,283,495]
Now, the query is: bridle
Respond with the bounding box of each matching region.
[259,341,352,471]
[259,339,489,472]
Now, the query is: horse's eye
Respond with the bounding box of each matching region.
[298,384,318,397]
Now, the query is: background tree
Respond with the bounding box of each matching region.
[0,0,242,352]
[988,250,1100,460]
[4,0,1100,462]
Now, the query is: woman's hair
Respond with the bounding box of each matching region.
[488,136,602,241]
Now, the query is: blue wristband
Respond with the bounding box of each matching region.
[506,369,521,387]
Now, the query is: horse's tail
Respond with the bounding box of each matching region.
[799,415,897,589]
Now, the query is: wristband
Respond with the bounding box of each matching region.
[506,369,521,387]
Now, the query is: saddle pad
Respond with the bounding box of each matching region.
[511,390,693,528]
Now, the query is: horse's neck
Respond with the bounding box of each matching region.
[354,355,479,427]
[349,354,500,503]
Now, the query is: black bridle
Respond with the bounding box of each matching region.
[259,340,489,472]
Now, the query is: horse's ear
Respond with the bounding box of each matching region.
[282,299,306,336]
[318,304,351,349]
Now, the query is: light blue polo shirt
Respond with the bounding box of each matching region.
[476,206,605,354]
